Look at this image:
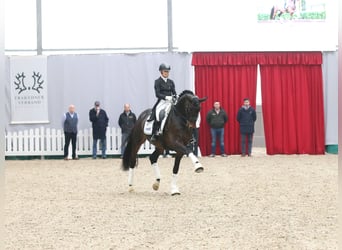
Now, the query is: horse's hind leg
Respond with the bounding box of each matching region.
[149,148,163,191]
[128,167,135,192]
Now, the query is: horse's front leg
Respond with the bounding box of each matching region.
[171,153,183,196]
[149,148,163,191]
[188,152,203,173]
[172,141,204,173]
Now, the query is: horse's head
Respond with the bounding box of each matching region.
[175,90,207,126]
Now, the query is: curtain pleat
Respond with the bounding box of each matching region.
[260,64,325,154]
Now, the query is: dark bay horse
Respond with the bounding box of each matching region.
[122,90,207,195]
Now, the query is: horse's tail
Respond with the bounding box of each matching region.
[121,110,149,171]
[270,6,275,19]
[121,131,135,171]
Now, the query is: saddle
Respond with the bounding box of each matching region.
[143,110,167,136]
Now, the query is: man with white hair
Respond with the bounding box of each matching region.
[118,103,136,157]
[63,104,78,160]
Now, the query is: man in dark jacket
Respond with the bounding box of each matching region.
[206,101,228,157]
[63,104,78,160]
[118,103,136,156]
[89,101,109,159]
[148,63,177,142]
[237,98,257,157]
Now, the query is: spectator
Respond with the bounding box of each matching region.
[89,101,109,159]
[206,101,228,157]
[237,98,257,157]
[118,103,136,157]
[63,104,78,160]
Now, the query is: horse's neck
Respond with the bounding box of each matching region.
[173,103,186,118]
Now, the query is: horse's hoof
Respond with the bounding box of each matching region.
[152,182,160,191]
[194,162,203,173]
[195,166,204,173]
[128,186,134,192]
[171,192,181,196]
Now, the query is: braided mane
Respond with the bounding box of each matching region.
[178,90,194,99]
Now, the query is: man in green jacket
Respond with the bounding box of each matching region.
[206,101,228,157]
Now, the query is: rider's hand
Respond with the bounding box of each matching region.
[165,96,172,101]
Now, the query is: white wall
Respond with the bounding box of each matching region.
[5,52,193,132]
[173,0,338,52]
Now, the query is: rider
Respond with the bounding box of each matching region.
[148,63,177,142]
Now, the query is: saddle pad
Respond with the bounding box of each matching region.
[144,118,153,135]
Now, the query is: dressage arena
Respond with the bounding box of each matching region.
[4,148,337,249]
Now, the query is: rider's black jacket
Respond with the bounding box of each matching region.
[154,77,177,100]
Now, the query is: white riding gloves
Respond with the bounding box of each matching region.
[165,96,172,101]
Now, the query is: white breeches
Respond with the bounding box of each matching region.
[156,99,172,122]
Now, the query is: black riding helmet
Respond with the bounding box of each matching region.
[159,63,171,71]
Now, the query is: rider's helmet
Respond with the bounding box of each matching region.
[159,63,171,72]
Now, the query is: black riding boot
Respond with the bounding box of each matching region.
[150,121,161,142]
[147,109,156,122]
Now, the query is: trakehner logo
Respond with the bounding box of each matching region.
[14,71,44,94]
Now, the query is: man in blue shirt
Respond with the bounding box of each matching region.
[237,98,257,157]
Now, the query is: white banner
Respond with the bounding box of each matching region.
[10,56,49,124]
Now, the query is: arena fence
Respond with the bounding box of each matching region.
[5,127,155,158]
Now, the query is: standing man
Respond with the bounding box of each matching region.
[118,103,136,157]
[237,98,257,157]
[148,63,177,142]
[206,101,228,157]
[89,101,109,159]
[63,104,78,160]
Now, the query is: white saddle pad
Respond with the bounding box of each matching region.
[144,117,154,135]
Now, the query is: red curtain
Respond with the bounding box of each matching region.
[192,52,325,155]
[259,52,325,154]
[192,53,258,155]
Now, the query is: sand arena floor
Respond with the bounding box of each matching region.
[4,148,338,249]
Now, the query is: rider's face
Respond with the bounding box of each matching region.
[161,70,169,78]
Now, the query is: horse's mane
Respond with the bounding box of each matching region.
[178,90,194,99]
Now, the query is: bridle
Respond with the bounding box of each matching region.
[172,95,199,128]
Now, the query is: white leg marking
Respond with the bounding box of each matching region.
[128,168,134,186]
[188,152,199,164]
[171,174,180,195]
[152,163,161,180]
[152,163,161,191]
[189,152,204,172]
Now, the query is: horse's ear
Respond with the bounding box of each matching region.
[199,97,208,103]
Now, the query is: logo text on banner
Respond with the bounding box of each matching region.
[10,56,49,124]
